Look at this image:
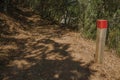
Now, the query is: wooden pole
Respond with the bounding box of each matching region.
[95,20,108,64]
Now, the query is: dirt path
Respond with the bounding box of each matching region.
[0,9,120,80]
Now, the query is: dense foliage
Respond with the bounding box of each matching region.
[0,0,120,55]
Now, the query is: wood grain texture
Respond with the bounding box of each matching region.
[95,28,107,64]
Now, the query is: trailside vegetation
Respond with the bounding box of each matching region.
[0,0,120,55]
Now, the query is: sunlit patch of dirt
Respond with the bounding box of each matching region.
[27,15,41,23]
[0,45,18,50]
[8,59,36,70]
[46,52,69,60]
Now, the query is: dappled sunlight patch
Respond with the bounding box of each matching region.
[24,51,44,60]
[8,59,36,69]
[2,76,10,80]
[70,70,87,80]
[0,45,18,50]
[13,33,31,39]
[2,33,31,39]
[46,52,69,60]
[26,15,41,23]
[54,73,60,79]
[24,52,40,59]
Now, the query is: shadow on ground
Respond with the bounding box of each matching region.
[0,37,96,80]
[0,6,96,80]
[6,6,55,29]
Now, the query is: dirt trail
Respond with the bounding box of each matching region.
[0,8,120,80]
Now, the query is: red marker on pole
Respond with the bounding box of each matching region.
[95,20,108,64]
[97,20,108,28]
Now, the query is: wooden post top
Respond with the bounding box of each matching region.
[97,20,108,29]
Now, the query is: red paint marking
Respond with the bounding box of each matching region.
[97,20,108,28]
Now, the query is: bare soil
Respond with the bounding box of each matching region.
[0,8,120,80]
